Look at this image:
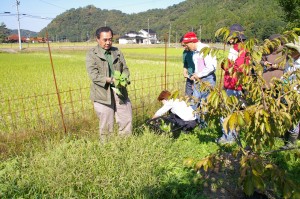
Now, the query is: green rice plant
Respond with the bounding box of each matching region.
[0,45,223,134]
[0,47,184,133]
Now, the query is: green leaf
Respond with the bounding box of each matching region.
[114,71,121,78]
[238,113,246,127]
[253,175,265,191]
[111,87,122,96]
[283,182,292,199]
[244,175,254,196]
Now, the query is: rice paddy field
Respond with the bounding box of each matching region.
[0,43,190,134]
[0,44,183,99]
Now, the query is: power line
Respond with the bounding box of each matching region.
[38,0,67,10]
[0,12,53,20]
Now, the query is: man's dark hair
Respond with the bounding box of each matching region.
[179,36,184,43]
[95,27,114,39]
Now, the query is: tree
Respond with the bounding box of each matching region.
[185,27,300,198]
[0,22,10,43]
[278,0,300,29]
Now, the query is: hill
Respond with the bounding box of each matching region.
[11,29,38,37]
[39,0,286,42]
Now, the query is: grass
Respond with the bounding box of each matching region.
[0,126,220,198]
[1,44,299,198]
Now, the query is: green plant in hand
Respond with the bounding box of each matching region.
[112,71,129,96]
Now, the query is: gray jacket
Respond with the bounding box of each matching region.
[86,45,130,105]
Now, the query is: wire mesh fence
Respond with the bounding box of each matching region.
[0,73,185,134]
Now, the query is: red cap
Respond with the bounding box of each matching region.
[182,32,198,43]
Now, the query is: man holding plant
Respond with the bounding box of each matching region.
[86,26,132,142]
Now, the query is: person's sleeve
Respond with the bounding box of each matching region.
[234,50,249,72]
[86,50,107,87]
[183,51,188,69]
[196,54,217,78]
[154,101,173,117]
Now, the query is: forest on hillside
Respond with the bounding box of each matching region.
[1,0,299,43]
[38,0,290,42]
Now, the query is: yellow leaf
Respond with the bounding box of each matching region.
[265,121,271,133]
[238,113,246,127]
[214,94,219,108]
[244,111,251,124]
[194,159,206,170]
[221,89,228,102]
[261,109,270,117]
[229,113,238,131]
[260,123,265,133]
[222,115,230,134]
[183,158,194,168]
[170,90,179,99]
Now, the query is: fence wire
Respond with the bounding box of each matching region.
[0,73,185,134]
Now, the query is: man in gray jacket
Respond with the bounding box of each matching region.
[86,27,132,142]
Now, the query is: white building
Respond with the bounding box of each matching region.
[119,29,158,44]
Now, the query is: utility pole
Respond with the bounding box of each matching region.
[16,0,22,50]
[168,23,171,47]
[199,25,202,42]
[148,18,149,44]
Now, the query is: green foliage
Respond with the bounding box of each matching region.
[278,0,300,29]
[38,0,286,42]
[0,23,10,43]
[189,27,300,198]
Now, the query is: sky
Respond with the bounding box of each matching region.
[1,0,185,32]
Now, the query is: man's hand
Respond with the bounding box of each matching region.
[190,74,200,81]
[106,77,114,84]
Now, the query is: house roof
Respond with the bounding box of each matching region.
[141,29,156,34]
[127,31,139,34]
[119,35,145,39]
[7,34,26,40]
[119,35,130,39]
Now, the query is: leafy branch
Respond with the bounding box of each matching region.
[189,27,300,198]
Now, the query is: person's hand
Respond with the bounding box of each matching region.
[184,74,189,78]
[106,77,114,84]
[190,74,199,81]
[264,61,272,67]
